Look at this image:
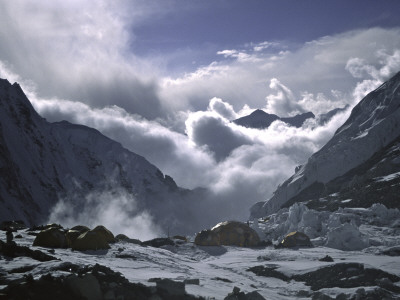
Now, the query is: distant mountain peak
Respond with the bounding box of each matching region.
[233,109,314,129]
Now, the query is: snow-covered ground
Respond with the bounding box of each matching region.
[1,204,400,300]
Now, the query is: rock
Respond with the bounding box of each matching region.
[245,291,266,300]
[0,239,58,261]
[141,238,174,248]
[247,265,290,281]
[65,273,102,300]
[71,230,110,251]
[194,229,219,246]
[92,225,115,243]
[224,286,266,300]
[211,221,261,247]
[277,231,313,248]
[319,255,334,262]
[156,279,185,296]
[382,246,400,256]
[184,278,200,285]
[115,234,141,244]
[291,263,400,291]
[33,227,67,248]
[6,230,13,243]
[115,233,129,240]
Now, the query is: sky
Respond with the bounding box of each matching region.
[1,0,400,234]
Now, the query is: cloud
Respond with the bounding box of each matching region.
[208,97,237,120]
[161,28,400,117]
[48,188,163,241]
[186,112,251,161]
[346,49,400,103]
[0,0,166,119]
[265,78,306,116]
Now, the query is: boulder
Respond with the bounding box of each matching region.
[33,227,67,248]
[224,286,266,300]
[92,225,115,243]
[115,233,130,240]
[71,230,110,251]
[194,229,219,246]
[156,279,185,296]
[141,238,174,248]
[278,231,313,248]
[211,221,261,247]
[65,273,102,300]
[115,234,141,245]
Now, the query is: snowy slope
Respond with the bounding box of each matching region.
[0,79,184,228]
[1,221,400,299]
[251,71,400,218]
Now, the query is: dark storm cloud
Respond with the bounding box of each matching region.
[0,0,165,120]
[187,113,252,161]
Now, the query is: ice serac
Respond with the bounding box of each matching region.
[0,78,183,226]
[251,71,400,218]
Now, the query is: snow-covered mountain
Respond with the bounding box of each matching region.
[0,78,188,229]
[251,71,400,218]
[232,109,315,129]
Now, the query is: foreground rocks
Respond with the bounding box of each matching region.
[0,240,58,262]
[249,262,400,299]
[224,286,266,300]
[0,263,205,300]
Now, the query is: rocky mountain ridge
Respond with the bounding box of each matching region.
[251,71,400,218]
[232,106,347,129]
[0,78,185,229]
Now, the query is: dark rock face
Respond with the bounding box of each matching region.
[0,240,58,262]
[224,286,266,300]
[319,255,334,262]
[248,265,290,282]
[292,263,400,292]
[0,78,191,235]
[249,262,400,296]
[141,237,175,248]
[232,109,315,129]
